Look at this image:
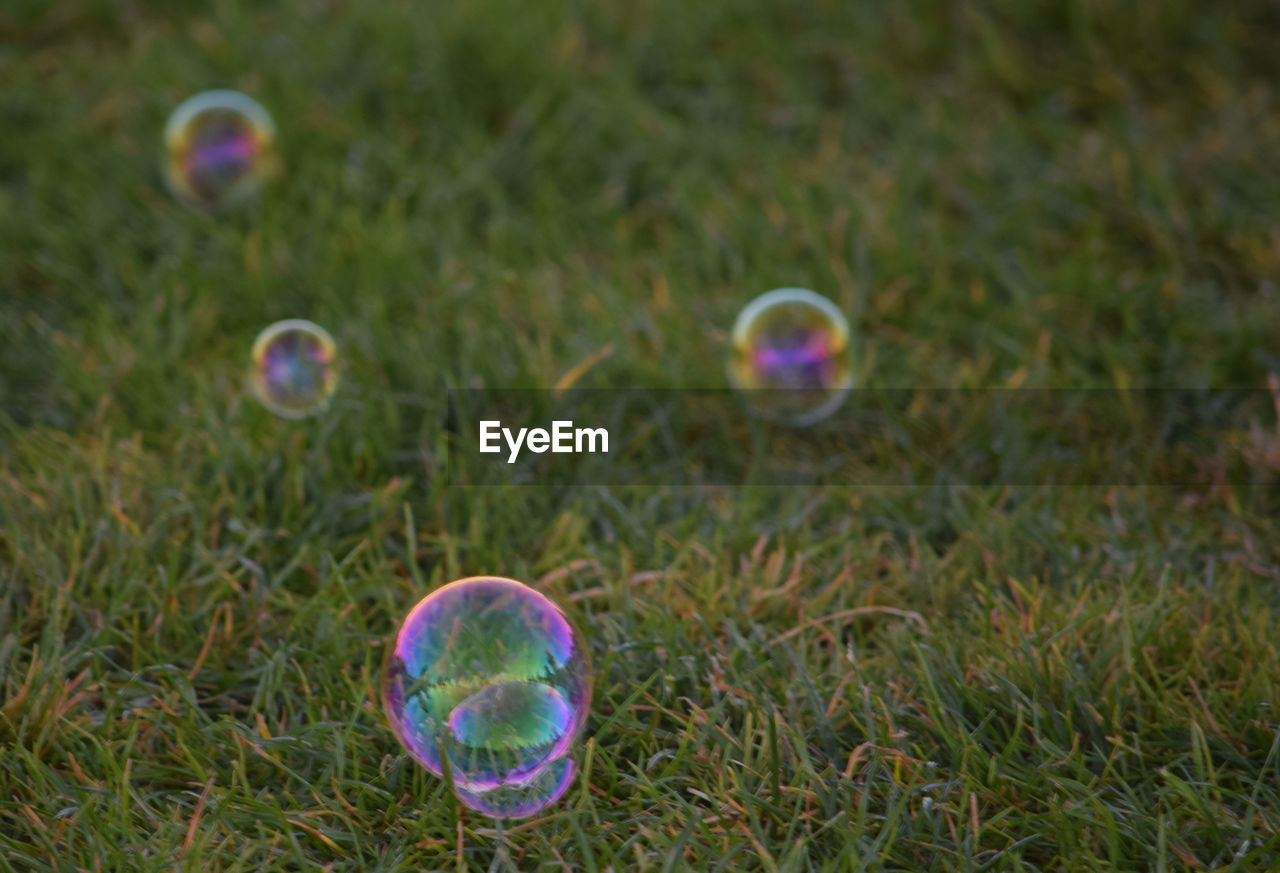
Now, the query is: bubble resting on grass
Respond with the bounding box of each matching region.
[384,576,591,819]
[728,287,853,426]
[454,757,577,818]
[249,319,339,419]
[163,90,276,210]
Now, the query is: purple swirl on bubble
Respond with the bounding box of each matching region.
[163,90,276,211]
[729,287,854,426]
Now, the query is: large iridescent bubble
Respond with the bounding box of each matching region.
[163,90,277,211]
[384,577,591,818]
[728,287,853,426]
[249,319,339,419]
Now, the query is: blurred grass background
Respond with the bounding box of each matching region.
[2,0,1279,870]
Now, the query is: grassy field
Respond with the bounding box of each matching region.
[3,0,1280,870]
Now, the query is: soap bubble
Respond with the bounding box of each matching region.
[728,287,853,425]
[384,576,591,819]
[163,90,276,210]
[249,319,339,419]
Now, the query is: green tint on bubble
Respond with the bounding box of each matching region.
[163,90,277,211]
[728,287,853,426]
[384,577,591,819]
[249,319,339,419]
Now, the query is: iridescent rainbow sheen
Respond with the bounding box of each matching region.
[384,577,591,819]
[163,90,276,210]
[249,319,339,419]
[728,287,853,425]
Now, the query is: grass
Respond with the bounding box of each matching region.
[2,0,1280,869]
